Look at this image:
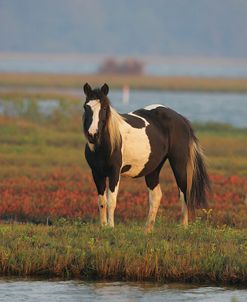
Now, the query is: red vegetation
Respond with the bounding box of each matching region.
[0,171,246,227]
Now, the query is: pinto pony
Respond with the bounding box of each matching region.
[82,83,210,231]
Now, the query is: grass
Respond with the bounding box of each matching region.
[0,221,246,284]
[0,100,246,176]
[0,92,247,284]
[1,72,247,92]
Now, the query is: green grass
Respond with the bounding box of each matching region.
[1,115,246,177]
[0,221,246,284]
[193,122,247,137]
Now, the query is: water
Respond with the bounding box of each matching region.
[146,61,247,78]
[0,279,246,302]
[0,89,247,127]
[0,56,96,74]
[1,55,247,78]
[109,90,247,128]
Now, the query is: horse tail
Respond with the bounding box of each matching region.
[186,132,210,214]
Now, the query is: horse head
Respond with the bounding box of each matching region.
[83,83,110,145]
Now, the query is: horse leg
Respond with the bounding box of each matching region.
[108,171,120,227]
[145,165,163,232]
[92,171,107,226]
[169,154,189,226]
[179,189,188,226]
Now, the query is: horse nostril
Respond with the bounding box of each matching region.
[88,132,98,143]
[88,133,93,141]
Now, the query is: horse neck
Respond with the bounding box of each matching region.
[89,106,123,158]
[92,107,125,158]
[108,107,124,152]
[96,107,123,156]
[97,127,112,156]
[92,122,114,158]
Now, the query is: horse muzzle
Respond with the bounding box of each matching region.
[88,132,99,144]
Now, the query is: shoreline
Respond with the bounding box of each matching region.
[0,274,246,288]
[0,72,247,93]
[0,222,246,285]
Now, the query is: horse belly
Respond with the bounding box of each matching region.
[121,128,151,177]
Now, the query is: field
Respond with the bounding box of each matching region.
[0,223,246,284]
[0,90,247,284]
[1,72,247,92]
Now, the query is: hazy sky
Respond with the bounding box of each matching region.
[0,0,247,57]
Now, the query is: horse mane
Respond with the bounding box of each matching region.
[107,106,125,154]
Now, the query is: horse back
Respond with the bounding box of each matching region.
[124,106,192,177]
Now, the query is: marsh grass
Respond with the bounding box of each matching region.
[1,97,246,176]
[0,221,246,284]
[1,72,247,92]
[0,93,246,283]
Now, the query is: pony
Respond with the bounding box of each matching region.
[82,83,210,231]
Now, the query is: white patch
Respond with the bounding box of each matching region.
[146,184,162,231]
[107,178,120,227]
[148,185,162,209]
[87,99,101,135]
[107,179,119,208]
[144,104,166,110]
[120,118,151,177]
[98,193,107,225]
[179,190,188,226]
[128,112,149,126]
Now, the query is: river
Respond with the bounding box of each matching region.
[1,89,246,127]
[0,279,246,302]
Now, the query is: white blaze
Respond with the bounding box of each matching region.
[87,99,101,135]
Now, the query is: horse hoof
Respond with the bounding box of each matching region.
[145,225,153,234]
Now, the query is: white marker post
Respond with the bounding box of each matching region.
[122,85,130,105]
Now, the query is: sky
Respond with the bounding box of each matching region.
[0,0,247,58]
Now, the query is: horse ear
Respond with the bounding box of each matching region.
[83,83,92,96]
[101,83,109,96]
